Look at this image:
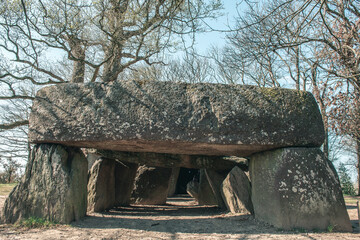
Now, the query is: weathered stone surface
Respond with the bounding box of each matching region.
[198,169,217,205]
[87,158,115,212]
[86,152,101,171]
[168,168,180,197]
[186,180,199,200]
[29,80,324,157]
[249,148,352,232]
[97,150,245,171]
[131,166,172,205]
[205,169,229,209]
[221,167,253,214]
[114,161,138,206]
[1,144,87,224]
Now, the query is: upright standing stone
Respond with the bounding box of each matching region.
[114,161,138,206]
[221,167,254,214]
[87,158,115,212]
[198,169,217,205]
[1,144,88,224]
[186,180,200,200]
[249,148,352,232]
[131,166,172,205]
[205,169,229,209]
[168,168,180,197]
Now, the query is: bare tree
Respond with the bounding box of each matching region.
[230,0,360,193]
[0,0,223,166]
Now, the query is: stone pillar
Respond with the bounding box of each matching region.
[1,144,88,224]
[221,166,254,214]
[198,169,217,205]
[204,169,229,209]
[131,166,172,205]
[114,161,138,206]
[87,158,115,212]
[168,167,180,197]
[186,179,199,200]
[249,147,352,232]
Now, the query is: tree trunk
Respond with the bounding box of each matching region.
[69,38,86,83]
[323,114,329,159]
[102,50,122,82]
[310,64,328,158]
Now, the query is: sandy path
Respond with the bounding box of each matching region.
[0,195,359,239]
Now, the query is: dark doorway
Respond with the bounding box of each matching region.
[175,168,199,194]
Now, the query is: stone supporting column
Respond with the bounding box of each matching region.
[114,161,138,206]
[249,147,352,232]
[1,144,88,224]
[168,167,180,197]
[87,158,116,212]
[131,166,172,205]
[204,169,229,209]
[221,166,254,214]
[198,169,217,205]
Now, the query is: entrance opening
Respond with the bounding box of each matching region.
[175,168,199,194]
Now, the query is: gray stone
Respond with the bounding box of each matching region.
[131,166,172,205]
[221,167,253,214]
[1,144,87,224]
[114,161,138,206]
[97,150,241,171]
[29,80,324,157]
[86,152,101,171]
[168,168,180,197]
[205,169,229,209]
[87,158,115,212]
[186,180,199,200]
[249,147,352,232]
[198,169,217,205]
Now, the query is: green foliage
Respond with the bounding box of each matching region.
[327,224,334,233]
[338,163,356,196]
[15,217,57,228]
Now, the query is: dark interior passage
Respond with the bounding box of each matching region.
[175,168,199,194]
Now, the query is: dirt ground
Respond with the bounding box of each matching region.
[0,194,359,240]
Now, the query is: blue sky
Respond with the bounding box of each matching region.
[194,1,241,53]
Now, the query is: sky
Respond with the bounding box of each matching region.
[193,1,242,54]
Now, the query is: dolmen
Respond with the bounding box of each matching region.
[1,80,352,232]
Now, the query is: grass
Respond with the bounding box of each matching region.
[15,217,57,229]
[0,183,17,196]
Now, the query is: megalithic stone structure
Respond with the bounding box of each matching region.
[1,80,351,231]
[28,80,324,157]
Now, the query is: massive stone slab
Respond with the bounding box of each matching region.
[29,80,324,156]
[249,147,352,232]
[2,144,88,224]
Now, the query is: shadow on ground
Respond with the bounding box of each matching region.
[72,194,357,235]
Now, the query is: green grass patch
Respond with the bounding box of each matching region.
[0,183,17,195]
[15,217,57,229]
